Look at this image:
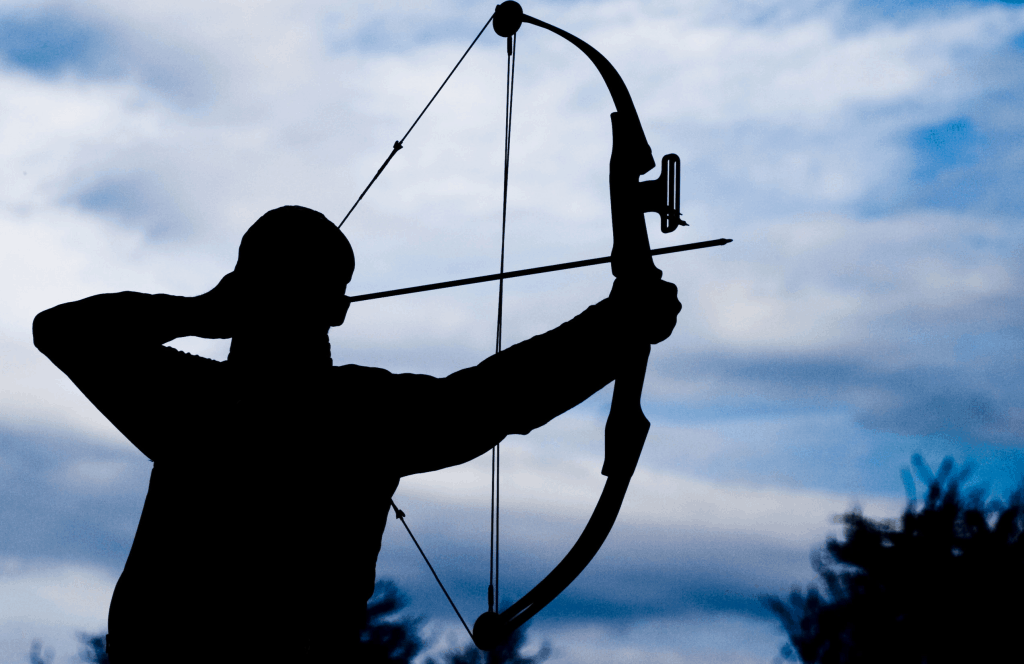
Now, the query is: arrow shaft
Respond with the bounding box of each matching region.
[349,238,731,302]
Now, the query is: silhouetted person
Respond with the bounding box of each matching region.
[34,205,680,662]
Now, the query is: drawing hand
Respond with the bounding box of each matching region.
[195,271,350,332]
[190,272,241,339]
[610,278,681,345]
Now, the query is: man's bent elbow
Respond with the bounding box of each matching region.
[33,306,68,358]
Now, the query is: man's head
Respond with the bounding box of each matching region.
[233,206,354,328]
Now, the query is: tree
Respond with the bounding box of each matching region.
[426,625,551,664]
[28,641,54,664]
[359,580,426,663]
[77,632,108,664]
[361,581,552,664]
[765,455,1024,663]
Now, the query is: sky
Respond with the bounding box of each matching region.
[1,0,1023,662]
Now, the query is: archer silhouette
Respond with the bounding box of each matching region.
[33,204,681,661]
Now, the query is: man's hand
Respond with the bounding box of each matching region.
[190,271,352,337]
[189,272,241,339]
[610,278,681,345]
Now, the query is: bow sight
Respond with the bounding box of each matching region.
[645,154,686,233]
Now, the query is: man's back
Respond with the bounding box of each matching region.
[33,319,395,657]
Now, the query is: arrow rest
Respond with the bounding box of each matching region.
[638,154,686,233]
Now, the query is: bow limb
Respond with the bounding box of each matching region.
[472,2,667,650]
[519,16,656,176]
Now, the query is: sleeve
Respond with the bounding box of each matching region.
[33,292,219,461]
[344,297,629,476]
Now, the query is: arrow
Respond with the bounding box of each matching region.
[349,238,732,302]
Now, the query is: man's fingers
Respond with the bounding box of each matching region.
[608,277,681,345]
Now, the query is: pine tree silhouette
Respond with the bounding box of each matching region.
[426,626,551,664]
[77,632,109,664]
[765,455,1024,663]
[29,640,54,664]
[358,580,426,663]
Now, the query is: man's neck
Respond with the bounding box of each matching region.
[228,326,332,372]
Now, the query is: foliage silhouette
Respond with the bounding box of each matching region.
[29,641,54,664]
[77,632,109,664]
[765,455,1024,663]
[26,633,106,664]
[360,580,552,664]
[359,580,426,663]
[426,624,551,664]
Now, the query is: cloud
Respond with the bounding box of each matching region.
[0,426,148,571]
[0,562,114,664]
[0,4,218,107]
[377,427,902,626]
[0,9,103,77]
[634,211,1024,446]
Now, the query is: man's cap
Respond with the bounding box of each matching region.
[236,206,355,285]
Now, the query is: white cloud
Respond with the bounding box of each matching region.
[392,414,902,543]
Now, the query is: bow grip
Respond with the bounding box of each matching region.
[603,111,660,479]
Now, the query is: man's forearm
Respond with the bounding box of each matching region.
[451,298,628,435]
[34,292,207,359]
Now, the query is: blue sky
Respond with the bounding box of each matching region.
[1,0,1023,662]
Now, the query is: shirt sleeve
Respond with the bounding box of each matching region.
[336,297,627,476]
[34,292,221,461]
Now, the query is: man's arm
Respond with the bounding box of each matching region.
[35,292,209,354]
[378,281,679,476]
[34,291,224,460]
[34,269,237,358]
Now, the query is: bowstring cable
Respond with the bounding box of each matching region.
[490,30,516,617]
[337,14,494,228]
[390,500,473,639]
[372,14,496,643]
